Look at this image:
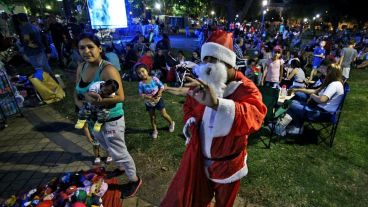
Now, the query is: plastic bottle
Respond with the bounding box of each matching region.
[280,85,287,98]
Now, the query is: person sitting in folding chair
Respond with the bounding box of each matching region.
[277,64,344,135]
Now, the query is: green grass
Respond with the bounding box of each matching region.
[51,69,368,206]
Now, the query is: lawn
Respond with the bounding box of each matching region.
[52,68,368,206]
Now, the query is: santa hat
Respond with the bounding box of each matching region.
[201,30,236,67]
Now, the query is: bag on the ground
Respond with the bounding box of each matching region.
[29,71,65,104]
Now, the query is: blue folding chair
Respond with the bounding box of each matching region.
[302,83,350,147]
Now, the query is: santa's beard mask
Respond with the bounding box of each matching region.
[197,62,228,98]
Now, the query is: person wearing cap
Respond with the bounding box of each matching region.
[262,45,285,88]
[161,30,267,206]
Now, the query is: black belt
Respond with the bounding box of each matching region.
[106,115,122,122]
[92,115,122,122]
[204,152,241,162]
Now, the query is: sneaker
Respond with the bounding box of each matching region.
[106,156,113,164]
[94,157,101,165]
[75,119,86,129]
[152,130,158,139]
[287,126,304,135]
[120,177,142,198]
[169,121,175,132]
[93,122,103,132]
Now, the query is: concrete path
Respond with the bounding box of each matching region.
[0,106,154,206]
[0,105,257,206]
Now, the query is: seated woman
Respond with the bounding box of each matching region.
[287,59,306,89]
[277,64,344,135]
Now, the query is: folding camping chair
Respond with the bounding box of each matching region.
[235,58,247,69]
[252,86,288,148]
[0,62,23,129]
[175,61,197,87]
[302,83,350,147]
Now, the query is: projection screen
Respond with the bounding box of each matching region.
[87,0,128,29]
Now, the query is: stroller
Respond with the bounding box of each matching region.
[174,61,198,87]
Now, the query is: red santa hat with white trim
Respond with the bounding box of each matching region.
[201,30,237,67]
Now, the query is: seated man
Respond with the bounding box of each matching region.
[277,64,344,135]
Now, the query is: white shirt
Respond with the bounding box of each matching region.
[318,81,344,112]
[89,81,115,97]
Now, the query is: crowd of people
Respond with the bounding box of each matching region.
[1,10,367,206]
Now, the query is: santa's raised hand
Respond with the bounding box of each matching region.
[185,77,219,109]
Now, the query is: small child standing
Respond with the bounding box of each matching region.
[136,64,175,139]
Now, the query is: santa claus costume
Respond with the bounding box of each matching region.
[161,30,267,207]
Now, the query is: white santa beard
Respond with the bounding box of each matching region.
[197,62,228,98]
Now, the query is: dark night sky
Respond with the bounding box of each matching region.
[272,0,366,21]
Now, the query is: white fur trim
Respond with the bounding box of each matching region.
[223,81,243,97]
[183,117,196,145]
[201,42,236,67]
[205,155,248,183]
[201,107,216,158]
[200,99,235,158]
[212,98,235,137]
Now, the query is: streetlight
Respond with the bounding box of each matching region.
[211,10,215,16]
[155,2,161,10]
[261,0,268,36]
[303,18,308,23]
[262,0,268,7]
[316,14,320,18]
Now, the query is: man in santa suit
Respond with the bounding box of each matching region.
[161,30,267,207]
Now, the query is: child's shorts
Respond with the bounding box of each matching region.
[145,98,165,112]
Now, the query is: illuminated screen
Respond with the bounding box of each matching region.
[87,0,128,29]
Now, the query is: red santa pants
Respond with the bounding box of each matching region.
[203,179,241,207]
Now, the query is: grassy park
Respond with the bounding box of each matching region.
[52,68,368,206]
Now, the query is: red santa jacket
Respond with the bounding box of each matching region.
[161,71,266,206]
[184,71,266,182]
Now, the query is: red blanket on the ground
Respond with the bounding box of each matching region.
[103,177,123,207]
